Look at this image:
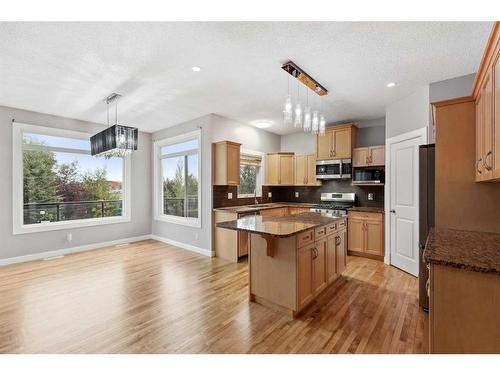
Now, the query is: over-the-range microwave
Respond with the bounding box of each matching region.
[315,159,352,179]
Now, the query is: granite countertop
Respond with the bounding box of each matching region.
[348,207,385,213]
[424,228,500,275]
[216,212,344,237]
[213,202,315,214]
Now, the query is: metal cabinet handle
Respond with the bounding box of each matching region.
[425,279,430,297]
[476,158,483,174]
[484,151,493,171]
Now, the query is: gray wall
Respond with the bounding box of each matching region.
[0,106,152,260]
[151,114,281,253]
[430,73,475,103]
[385,85,430,139]
[280,119,385,153]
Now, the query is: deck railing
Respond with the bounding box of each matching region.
[163,196,198,218]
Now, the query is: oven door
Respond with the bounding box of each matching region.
[316,160,341,179]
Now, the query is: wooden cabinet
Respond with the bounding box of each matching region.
[326,235,338,283]
[472,22,500,181]
[266,152,295,185]
[294,154,320,185]
[213,141,241,185]
[315,124,357,160]
[259,207,287,217]
[348,211,384,258]
[353,146,385,167]
[289,207,311,215]
[336,228,347,275]
[297,245,314,309]
[312,237,327,295]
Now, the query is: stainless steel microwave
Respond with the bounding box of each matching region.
[316,159,352,179]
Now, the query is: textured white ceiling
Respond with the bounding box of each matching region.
[0,22,492,135]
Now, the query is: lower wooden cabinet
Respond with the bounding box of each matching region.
[288,207,310,215]
[336,228,347,275]
[312,237,327,295]
[326,235,338,283]
[348,211,384,258]
[297,245,314,309]
[259,207,288,217]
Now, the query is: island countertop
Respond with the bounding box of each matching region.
[216,212,345,238]
[424,228,500,275]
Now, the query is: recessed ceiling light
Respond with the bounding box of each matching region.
[386,82,396,88]
[192,66,201,72]
[252,120,273,129]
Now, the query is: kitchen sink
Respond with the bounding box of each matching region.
[247,204,273,208]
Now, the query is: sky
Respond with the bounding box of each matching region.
[161,138,199,181]
[24,132,123,181]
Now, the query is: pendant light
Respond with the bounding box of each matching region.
[303,89,312,132]
[312,110,319,134]
[319,96,326,135]
[283,75,293,125]
[293,82,303,128]
[91,93,138,159]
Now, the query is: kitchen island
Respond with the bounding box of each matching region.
[217,212,347,317]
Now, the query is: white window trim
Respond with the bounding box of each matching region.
[153,129,202,228]
[12,122,131,235]
[237,148,264,199]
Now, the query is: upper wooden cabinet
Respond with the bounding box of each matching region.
[213,141,241,185]
[315,124,357,160]
[294,153,320,186]
[266,152,295,185]
[353,145,385,167]
[472,22,500,182]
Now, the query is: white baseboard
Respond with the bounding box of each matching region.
[150,234,213,257]
[0,235,151,266]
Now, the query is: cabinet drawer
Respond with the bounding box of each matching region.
[338,219,347,229]
[348,211,383,221]
[297,230,314,247]
[326,222,338,235]
[315,225,327,239]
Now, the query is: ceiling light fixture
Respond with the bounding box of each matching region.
[192,66,201,72]
[90,93,138,159]
[253,120,273,129]
[386,82,396,88]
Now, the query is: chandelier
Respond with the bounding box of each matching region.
[282,61,327,135]
[91,93,138,159]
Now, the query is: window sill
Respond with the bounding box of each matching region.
[154,215,201,228]
[13,216,131,235]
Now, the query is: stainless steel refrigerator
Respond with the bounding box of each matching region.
[419,144,435,312]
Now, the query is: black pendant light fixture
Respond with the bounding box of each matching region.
[91,93,138,158]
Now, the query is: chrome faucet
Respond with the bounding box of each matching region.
[254,189,259,205]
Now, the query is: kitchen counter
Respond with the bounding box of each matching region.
[424,228,500,275]
[347,207,384,213]
[216,212,344,238]
[213,202,315,214]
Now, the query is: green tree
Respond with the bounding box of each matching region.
[239,165,256,195]
[23,149,60,204]
[57,161,85,202]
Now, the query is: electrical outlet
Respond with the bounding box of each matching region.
[295,192,299,198]
[67,233,73,242]
[228,192,233,199]
[368,193,374,201]
[268,192,272,198]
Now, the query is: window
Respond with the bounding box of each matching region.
[154,130,201,227]
[237,151,263,198]
[12,123,131,234]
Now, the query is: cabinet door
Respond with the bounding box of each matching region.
[348,218,364,252]
[226,143,241,185]
[312,238,327,295]
[238,231,248,257]
[279,154,295,185]
[369,146,385,166]
[294,154,306,185]
[306,154,317,185]
[482,71,494,180]
[326,234,338,283]
[476,93,485,182]
[493,48,500,177]
[297,245,314,309]
[333,128,352,158]
[316,131,333,160]
[336,229,347,275]
[266,154,279,184]
[364,219,384,256]
[353,147,369,167]
[260,207,285,217]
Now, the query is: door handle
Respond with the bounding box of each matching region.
[390,209,396,214]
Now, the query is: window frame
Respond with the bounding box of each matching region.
[12,122,131,235]
[153,129,202,228]
[237,148,264,199]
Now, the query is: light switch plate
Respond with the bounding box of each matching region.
[268,192,272,198]
[368,193,374,201]
[295,192,299,198]
[228,192,233,199]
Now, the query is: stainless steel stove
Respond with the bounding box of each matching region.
[310,192,355,217]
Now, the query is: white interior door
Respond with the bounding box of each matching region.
[388,129,426,276]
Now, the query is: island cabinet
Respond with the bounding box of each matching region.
[316,124,357,160]
[249,219,347,317]
[266,152,295,185]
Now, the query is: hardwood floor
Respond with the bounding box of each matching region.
[0,240,427,353]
